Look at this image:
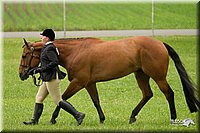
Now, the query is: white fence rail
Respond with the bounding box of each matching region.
[3,29,197,38]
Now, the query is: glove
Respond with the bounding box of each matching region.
[28,67,42,75]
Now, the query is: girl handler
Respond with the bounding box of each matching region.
[23,29,85,125]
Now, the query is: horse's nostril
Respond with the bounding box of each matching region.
[19,73,24,80]
[19,72,28,81]
[19,73,22,78]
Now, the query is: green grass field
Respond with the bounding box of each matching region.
[3,36,198,132]
[3,2,197,31]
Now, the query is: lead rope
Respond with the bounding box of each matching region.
[32,70,42,87]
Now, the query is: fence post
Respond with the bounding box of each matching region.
[63,0,66,38]
[152,0,155,37]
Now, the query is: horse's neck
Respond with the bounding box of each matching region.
[54,38,104,56]
[54,38,105,69]
[54,40,85,68]
[55,40,82,56]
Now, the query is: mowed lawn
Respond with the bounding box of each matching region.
[3,36,198,132]
[3,2,197,31]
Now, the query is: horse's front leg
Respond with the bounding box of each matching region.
[50,79,84,124]
[86,83,105,124]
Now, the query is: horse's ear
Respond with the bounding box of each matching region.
[23,38,29,47]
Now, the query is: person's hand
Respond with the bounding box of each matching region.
[28,67,42,75]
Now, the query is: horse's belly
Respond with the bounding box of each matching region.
[96,72,133,82]
[91,63,136,82]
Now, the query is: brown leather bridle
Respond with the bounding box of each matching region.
[20,46,42,86]
[20,47,39,73]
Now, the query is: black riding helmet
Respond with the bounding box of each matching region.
[40,29,55,41]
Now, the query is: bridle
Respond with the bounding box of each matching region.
[20,46,42,86]
[20,47,39,73]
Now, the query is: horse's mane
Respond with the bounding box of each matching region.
[31,41,45,48]
[32,37,104,47]
[54,37,104,45]
[55,37,100,41]
[34,37,101,43]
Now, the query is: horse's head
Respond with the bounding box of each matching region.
[19,38,44,81]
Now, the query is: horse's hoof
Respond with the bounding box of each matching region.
[50,118,57,124]
[129,117,136,124]
[170,119,176,124]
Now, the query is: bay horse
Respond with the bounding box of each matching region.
[19,36,200,125]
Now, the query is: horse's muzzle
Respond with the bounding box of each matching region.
[19,72,29,81]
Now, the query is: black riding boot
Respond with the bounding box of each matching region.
[23,103,43,125]
[59,100,85,125]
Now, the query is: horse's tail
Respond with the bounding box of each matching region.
[163,42,200,113]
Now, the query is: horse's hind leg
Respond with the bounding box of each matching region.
[155,79,177,123]
[86,83,105,124]
[130,69,153,124]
